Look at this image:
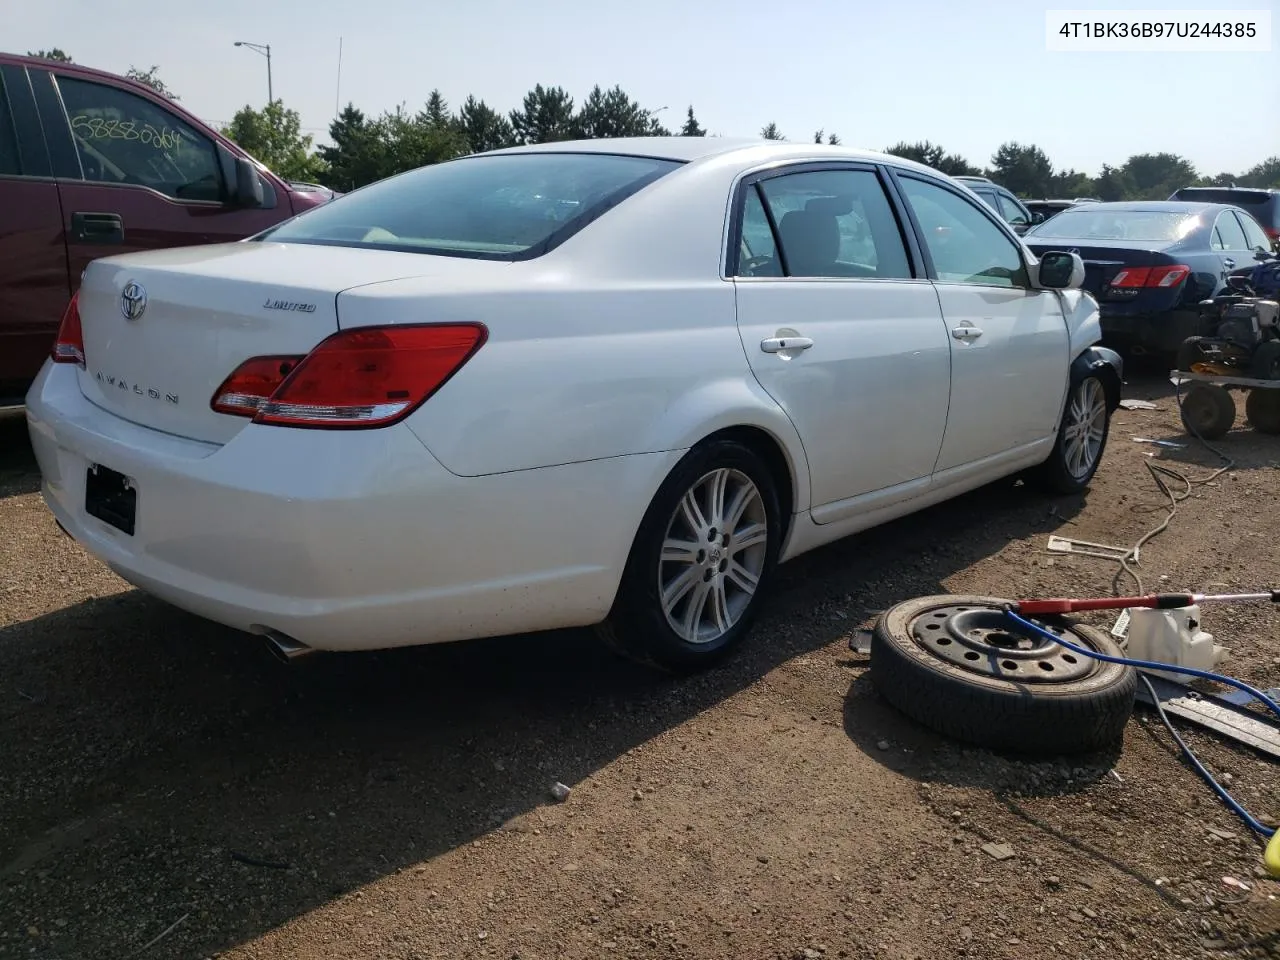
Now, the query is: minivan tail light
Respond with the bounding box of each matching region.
[51,293,85,366]
[210,324,487,429]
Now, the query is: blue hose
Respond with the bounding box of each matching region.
[1003,606,1278,839]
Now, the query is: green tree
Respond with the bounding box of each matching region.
[509,84,576,144]
[1241,156,1280,188]
[28,48,72,62]
[990,142,1054,197]
[679,106,706,137]
[222,101,324,182]
[1093,163,1133,201]
[760,122,784,140]
[380,102,468,174]
[423,90,452,131]
[1118,152,1198,199]
[126,65,178,100]
[318,104,387,191]
[827,132,841,145]
[458,95,516,154]
[575,85,652,139]
[884,141,977,176]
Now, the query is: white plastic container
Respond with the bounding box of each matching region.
[1125,605,1226,682]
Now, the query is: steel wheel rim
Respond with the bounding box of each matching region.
[1062,378,1106,479]
[658,467,768,645]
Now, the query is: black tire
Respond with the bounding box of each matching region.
[1175,336,1212,373]
[1249,340,1280,381]
[1027,369,1111,495]
[1245,388,1280,434]
[1179,383,1235,440]
[869,595,1137,756]
[596,438,782,673]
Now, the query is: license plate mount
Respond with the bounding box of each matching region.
[85,464,136,536]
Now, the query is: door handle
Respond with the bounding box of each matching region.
[71,212,124,245]
[951,324,983,341]
[760,336,813,354]
[1222,258,1235,269]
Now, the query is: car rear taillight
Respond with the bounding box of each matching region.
[51,293,85,366]
[210,356,305,416]
[1109,265,1190,289]
[210,323,487,429]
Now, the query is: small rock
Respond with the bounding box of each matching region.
[959,926,973,941]
[1068,911,1084,923]
[1222,876,1251,893]
[981,843,1015,861]
[478,931,488,941]
[1082,907,1098,920]
[550,781,572,802]
[633,789,643,801]
[876,740,890,751]
[800,950,822,960]
[757,855,771,863]
[1208,827,1238,841]
[1045,875,1061,889]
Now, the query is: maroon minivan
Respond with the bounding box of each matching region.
[0,53,333,403]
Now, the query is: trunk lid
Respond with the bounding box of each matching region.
[75,241,496,444]
[1025,239,1178,300]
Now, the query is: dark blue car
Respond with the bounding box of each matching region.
[1022,200,1276,358]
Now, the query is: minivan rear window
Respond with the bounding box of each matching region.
[1172,188,1272,205]
[259,152,682,260]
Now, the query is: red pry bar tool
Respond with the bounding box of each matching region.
[1012,590,1280,616]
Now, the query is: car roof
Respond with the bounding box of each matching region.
[1056,200,1234,215]
[0,51,168,99]
[481,136,949,176]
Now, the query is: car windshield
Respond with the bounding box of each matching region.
[259,152,681,259]
[1027,209,1201,241]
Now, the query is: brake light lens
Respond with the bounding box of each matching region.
[51,293,85,366]
[1148,264,1190,287]
[210,356,304,416]
[211,323,487,429]
[1109,265,1190,289]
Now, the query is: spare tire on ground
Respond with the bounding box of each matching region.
[869,595,1136,756]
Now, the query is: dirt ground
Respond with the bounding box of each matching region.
[2,372,1279,960]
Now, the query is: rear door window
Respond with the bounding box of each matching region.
[995,192,1029,226]
[1212,211,1249,251]
[0,74,21,175]
[750,168,912,279]
[1236,211,1272,251]
[55,76,224,202]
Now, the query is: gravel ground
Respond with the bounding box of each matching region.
[1,374,1279,960]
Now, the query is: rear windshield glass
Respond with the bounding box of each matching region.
[1028,209,1202,242]
[259,152,681,259]
[1173,188,1273,206]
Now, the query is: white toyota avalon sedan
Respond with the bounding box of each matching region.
[25,137,1120,670]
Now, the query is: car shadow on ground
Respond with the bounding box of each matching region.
[0,408,39,499]
[0,465,1094,958]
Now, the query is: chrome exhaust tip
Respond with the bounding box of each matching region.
[262,629,315,663]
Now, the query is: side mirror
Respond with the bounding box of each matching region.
[232,156,265,209]
[1257,246,1277,261]
[1032,212,1046,224]
[1037,250,1085,290]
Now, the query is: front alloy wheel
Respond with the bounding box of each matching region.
[1029,371,1112,494]
[1061,377,1107,481]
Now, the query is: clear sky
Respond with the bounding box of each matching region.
[8,0,1279,177]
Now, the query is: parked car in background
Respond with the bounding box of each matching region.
[1022,200,1276,358]
[1025,197,1099,224]
[1168,186,1279,250]
[26,137,1120,670]
[953,175,1037,233]
[0,52,336,405]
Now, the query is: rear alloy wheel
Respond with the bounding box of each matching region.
[598,439,781,672]
[1180,383,1236,440]
[870,595,1137,755]
[1028,372,1111,494]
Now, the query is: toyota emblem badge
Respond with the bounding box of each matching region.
[121,281,147,321]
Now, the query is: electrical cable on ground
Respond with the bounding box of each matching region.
[1008,374,1276,851]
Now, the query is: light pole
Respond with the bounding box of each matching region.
[234,41,273,105]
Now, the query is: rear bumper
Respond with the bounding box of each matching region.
[25,363,678,652]
[1098,307,1204,355]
